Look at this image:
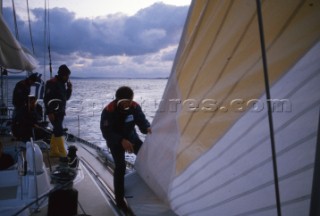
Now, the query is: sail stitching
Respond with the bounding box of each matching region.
[177,2,257,160]
[175,0,210,81]
[176,0,306,170]
[171,78,319,203]
[177,163,313,215]
[182,0,232,98]
[172,131,316,207]
[171,99,319,214]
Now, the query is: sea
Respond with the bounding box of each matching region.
[4,78,168,149]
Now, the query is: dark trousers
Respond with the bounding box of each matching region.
[108,138,142,205]
[50,113,65,137]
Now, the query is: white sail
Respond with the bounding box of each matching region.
[136,0,320,215]
[0,14,37,71]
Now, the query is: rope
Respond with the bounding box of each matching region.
[256,0,282,215]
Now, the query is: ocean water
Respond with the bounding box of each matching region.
[3,78,167,148]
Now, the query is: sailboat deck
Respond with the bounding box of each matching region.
[1,132,177,216]
[0,135,118,216]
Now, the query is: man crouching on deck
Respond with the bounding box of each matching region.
[100,86,152,212]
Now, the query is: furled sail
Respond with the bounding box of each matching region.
[136,0,320,215]
[0,14,37,71]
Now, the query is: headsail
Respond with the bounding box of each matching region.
[0,14,37,71]
[136,0,320,215]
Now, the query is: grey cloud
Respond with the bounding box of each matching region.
[2,3,189,77]
[161,48,178,61]
[4,3,187,56]
[122,3,187,55]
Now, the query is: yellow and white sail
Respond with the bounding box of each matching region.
[136,0,320,215]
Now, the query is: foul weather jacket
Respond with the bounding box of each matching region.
[100,100,150,148]
[12,79,31,109]
[43,76,72,115]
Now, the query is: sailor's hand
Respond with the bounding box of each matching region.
[67,80,72,89]
[147,127,152,134]
[121,139,134,153]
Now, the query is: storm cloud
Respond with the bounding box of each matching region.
[2,3,189,77]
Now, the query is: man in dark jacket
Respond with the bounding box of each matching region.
[44,64,72,157]
[12,95,46,142]
[100,86,151,212]
[11,73,40,140]
[12,72,40,110]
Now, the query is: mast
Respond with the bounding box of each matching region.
[0,67,8,117]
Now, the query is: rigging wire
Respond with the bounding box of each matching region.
[26,0,35,54]
[43,0,53,80]
[47,0,52,79]
[255,0,282,216]
[11,0,19,40]
[43,0,47,80]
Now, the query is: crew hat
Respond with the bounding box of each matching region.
[115,86,134,100]
[28,72,40,82]
[58,64,71,76]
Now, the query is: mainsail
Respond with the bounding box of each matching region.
[136,0,320,215]
[0,14,37,71]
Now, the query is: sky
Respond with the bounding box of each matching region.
[2,0,191,78]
